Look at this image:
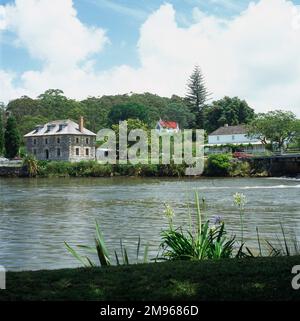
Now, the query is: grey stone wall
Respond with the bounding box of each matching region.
[25,135,96,162]
[0,166,28,177]
[69,135,96,162]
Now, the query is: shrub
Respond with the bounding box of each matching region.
[44,161,70,176]
[68,161,96,177]
[140,164,159,177]
[159,194,236,261]
[229,160,251,177]
[89,164,113,177]
[23,154,39,177]
[205,154,232,176]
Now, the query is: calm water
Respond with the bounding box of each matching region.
[0,177,300,271]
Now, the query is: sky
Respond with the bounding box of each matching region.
[0,0,300,116]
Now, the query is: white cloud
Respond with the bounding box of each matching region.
[1,0,108,68]
[0,0,300,117]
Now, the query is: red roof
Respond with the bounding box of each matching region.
[159,120,178,129]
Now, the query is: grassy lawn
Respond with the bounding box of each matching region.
[1,256,300,301]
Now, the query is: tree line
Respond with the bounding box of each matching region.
[0,66,299,158]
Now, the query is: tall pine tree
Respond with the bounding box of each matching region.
[4,115,20,159]
[186,65,210,129]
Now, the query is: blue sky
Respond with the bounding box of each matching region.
[0,0,300,116]
[0,0,257,73]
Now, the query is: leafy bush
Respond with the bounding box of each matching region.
[229,160,251,177]
[205,154,232,176]
[159,194,236,261]
[23,154,39,177]
[89,164,113,177]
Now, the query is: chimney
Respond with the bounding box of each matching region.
[79,116,84,132]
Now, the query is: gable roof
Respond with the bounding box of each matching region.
[24,119,96,137]
[209,125,247,136]
[158,120,179,129]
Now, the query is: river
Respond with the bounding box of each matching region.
[0,177,299,271]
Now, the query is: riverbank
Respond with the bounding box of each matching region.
[0,158,270,178]
[1,256,300,301]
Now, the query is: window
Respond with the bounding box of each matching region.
[33,149,37,155]
[76,137,79,144]
[86,137,89,144]
[217,136,220,141]
[76,148,80,156]
[45,138,48,144]
[232,135,235,141]
[45,149,49,159]
[57,148,61,157]
[33,138,37,145]
[57,137,60,144]
[85,148,89,156]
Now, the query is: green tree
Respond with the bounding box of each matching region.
[4,115,20,159]
[6,96,40,123]
[186,65,210,129]
[81,97,111,132]
[0,103,5,155]
[205,97,255,133]
[108,103,150,126]
[160,102,194,129]
[112,118,150,147]
[38,89,84,121]
[247,110,298,153]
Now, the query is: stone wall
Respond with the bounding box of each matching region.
[0,166,28,177]
[250,155,300,176]
[69,135,96,162]
[25,135,96,162]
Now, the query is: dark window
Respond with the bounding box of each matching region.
[33,138,37,145]
[76,137,79,144]
[33,149,37,155]
[45,149,49,159]
[57,137,60,144]
[57,148,61,157]
[45,138,48,144]
[85,148,89,156]
[86,137,89,144]
[76,148,80,156]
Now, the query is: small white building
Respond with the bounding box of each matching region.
[205,124,265,154]
[156,119,180,134]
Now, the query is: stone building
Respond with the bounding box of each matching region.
[24,117,96,161]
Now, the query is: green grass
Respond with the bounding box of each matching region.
[1,256,300,301]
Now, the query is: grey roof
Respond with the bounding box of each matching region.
[24,119,96,137]
[209,125,247,136]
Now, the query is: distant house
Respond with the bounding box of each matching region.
[24,117,96,161]
[205,124,265,154]
[156,119,180,134]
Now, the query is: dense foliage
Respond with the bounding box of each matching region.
[205,154,232,176]
[247,110,300,152]
[4,116,20,159]
[0,107,4,155]
[186,65,210,129]
[204,96,255,133]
